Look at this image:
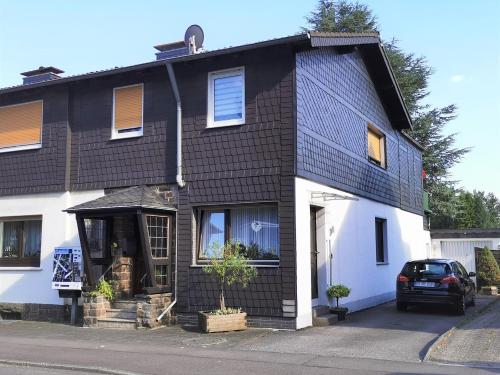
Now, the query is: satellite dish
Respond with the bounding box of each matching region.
[184,24,204,50]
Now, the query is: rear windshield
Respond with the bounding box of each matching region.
[403,262,451,277]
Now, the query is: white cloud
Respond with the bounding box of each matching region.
[450,74,465,83]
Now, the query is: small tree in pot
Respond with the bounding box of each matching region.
[326,284,351,320]
[199,241,258,332]
[476,247,500,295]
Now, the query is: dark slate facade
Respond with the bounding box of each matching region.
[69,68,177,191]
[296,48,423,215]
[174,45,296,318]
[0,88,68,196]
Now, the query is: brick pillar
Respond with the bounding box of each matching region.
[83,293,111,327]
[112,255,134,299]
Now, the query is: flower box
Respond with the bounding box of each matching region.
[198,311,247,333]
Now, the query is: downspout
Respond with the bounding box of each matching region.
[166,62,186,188]
[157,62,183,322]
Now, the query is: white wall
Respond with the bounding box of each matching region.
[295,177,430,329]
[0,190,104,305]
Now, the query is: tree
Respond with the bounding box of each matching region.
[476,247,500,287]
[203,241,257,312]
[304,1,470,227]
[455,190,500,229]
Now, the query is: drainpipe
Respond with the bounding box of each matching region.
[166,62,186,188]
[157,210,178,322]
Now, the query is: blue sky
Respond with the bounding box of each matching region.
[0,0,499,196]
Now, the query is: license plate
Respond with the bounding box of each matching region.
[414,281,435,288]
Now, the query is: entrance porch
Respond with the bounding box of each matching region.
[65,185,177,328]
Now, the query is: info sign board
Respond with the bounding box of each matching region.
[52,247,83,290]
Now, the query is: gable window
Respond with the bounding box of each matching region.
[112,84,144,139]
[207,67,245,128]
[367,125,386,168]
[0,217,42,267]
[197,205,279,264]
[0,101,43,153]
[375,218,388,264]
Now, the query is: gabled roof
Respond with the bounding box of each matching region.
[0,31,412,130]
[65,185,176,213]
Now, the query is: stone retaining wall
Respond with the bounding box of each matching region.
[136,293,174,328]
[82,293,111,327]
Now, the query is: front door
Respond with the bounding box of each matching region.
[310,207,318,301]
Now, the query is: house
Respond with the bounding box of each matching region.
[0,28,430,329]
[431,228,500,274]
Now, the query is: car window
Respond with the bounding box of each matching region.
[452,263,460,275]
[403,262,451,276]
[458,263,469,276]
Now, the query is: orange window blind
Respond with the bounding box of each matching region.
[368,128,382,162]
[0,101,43,149]
[114,85,143,130]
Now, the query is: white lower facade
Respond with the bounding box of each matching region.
[0,190,104,305]
[295,177,430,329]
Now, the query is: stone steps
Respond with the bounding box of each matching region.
[106,308,136,320]
[97,317,137,329]
[112,300,137,311]
[312,305,338,327]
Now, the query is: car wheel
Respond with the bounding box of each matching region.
[456,295,466,315]
[396,301,407,311]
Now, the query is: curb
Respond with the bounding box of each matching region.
[0,359,144,375]
[423,297,500,363]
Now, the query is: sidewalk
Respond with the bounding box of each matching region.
[426,297,500,368]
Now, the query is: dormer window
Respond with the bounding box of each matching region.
[207,67,245,128]
[367,125,386,168]
[112,84,144,139]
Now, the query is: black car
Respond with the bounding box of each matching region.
[396,259,476,315]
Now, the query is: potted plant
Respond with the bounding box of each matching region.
[326,284,351,321]
[199,241,258,333]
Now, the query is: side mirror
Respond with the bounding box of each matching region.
[469,272,476,277]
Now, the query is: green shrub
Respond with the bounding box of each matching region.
[90,279,116,302]
[476,247,500,287]
[326,284,351,308]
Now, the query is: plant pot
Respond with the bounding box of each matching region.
[480,286,498,295]
[329,307,348,321]
[198,311,247,333]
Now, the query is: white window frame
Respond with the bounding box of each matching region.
[207,67,245,128]
[111,83,144,140]
[0,100,43,154]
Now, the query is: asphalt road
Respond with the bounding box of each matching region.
[0,298,497,375]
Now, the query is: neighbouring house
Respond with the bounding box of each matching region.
[0,29,430,329]
[431,228,500,275]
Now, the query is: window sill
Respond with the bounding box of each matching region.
[110,129,143,140]
[206,120,245,129]
[376,262,389,266]
[0,143,42,154]
[190,263,279,268]
[0,267,42,271]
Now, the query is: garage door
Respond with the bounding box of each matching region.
[440,240,493,273]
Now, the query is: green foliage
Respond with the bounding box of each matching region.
[476,247,500,287]
[304,1,473,229]
[203,241,258,312]
[326,284,351,307]
[90,279,116,302]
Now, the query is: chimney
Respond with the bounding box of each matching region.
[154,41,189,60]
[154,25,204,61]
[21,66,64,85]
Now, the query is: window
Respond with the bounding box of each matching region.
[198,205,279,264]
[112,84,143,139]
[207,67,245,127]
[403,262,451,276]
[0,217,42,267]
[367,125,386,168]
[375,218,387,264]
[146,215,170,287]
[0,101,43,153]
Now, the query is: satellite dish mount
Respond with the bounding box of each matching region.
[184,24,204,54]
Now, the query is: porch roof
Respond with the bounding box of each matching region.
[65,185,176,214]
